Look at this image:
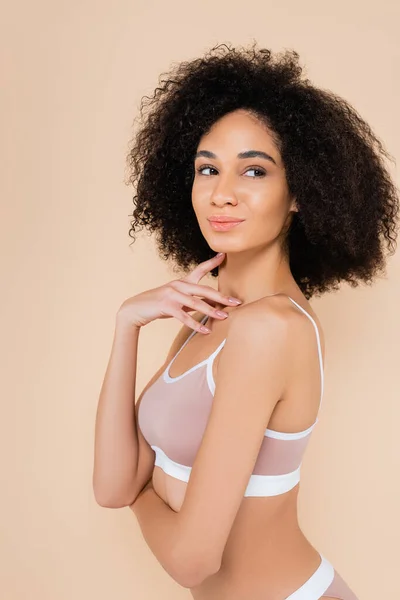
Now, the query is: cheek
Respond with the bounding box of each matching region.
[245,193,276,220]
[191,182,209,213]
[246,197,288,238]
[192,177,208,195]
[191,194,200,216]
[191,194,207,226]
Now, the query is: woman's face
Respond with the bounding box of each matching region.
[192,109,297,254]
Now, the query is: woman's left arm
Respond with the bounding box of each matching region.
[130,301,293,589]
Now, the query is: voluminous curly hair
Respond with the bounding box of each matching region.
[125,42,399,300]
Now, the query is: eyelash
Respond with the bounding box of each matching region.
[196,165,267,178]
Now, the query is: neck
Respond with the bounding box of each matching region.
[216,242,299,306]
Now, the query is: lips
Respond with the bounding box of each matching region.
[208,219,244,231]
[208,217,245,223]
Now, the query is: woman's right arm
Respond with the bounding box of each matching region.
[92,314,143,508]
[92,311,206,509]
[92,252,237,508]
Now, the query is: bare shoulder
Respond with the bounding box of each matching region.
[227,294,323,362]
[258,294,325,367]
[224,296,294,354]
[228,293,302,328]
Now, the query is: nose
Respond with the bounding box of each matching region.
[210,175,238,206]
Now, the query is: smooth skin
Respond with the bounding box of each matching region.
[93,252,240,508]
[130,109,336,599]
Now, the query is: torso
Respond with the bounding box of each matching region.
[150,294,326,599]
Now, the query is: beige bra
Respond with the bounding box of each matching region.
[138,296,324,497]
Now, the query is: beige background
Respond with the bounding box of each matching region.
[1,1,399,599]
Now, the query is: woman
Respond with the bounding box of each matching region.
[93,43,399,599]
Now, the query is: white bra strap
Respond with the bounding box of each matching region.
[170,314,209,361]
[187,301,323,410]
[286,297,324,407]
[201,315,226,362]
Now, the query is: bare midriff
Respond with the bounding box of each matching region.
[151,467,323,600]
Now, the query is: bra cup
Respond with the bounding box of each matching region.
[137,295,324,497]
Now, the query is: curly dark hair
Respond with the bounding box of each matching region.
[125,42,399,300]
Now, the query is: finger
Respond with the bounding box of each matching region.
[183,253,225,284]
[170,280,241,307]
[168,289,230,321]
[173,308,211,334]
[181,299,218,311]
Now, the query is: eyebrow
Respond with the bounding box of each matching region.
[194,149,277,166]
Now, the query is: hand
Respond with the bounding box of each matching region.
[117,252,242,332]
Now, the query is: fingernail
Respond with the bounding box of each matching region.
[216,252,224,257]
[228,297,242,304]
[200,325,211,333]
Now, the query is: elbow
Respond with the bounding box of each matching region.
[96,498,129,508]
[93,488,136,509]
[92,473,140,508]
[173,550,221,589]
[177,564,220,589]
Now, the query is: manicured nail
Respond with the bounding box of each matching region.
[200,325,211,333]
[228,297,242,304]
[216,252,224,257]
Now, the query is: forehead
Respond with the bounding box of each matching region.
[197,109,280,163]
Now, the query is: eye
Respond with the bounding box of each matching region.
[195,165,266,177]
[196,165,218,176]
[244,167,266,178]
